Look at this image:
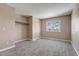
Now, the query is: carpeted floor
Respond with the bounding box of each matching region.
[0,39,77,56]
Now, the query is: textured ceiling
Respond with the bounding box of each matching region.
[7,3,75,19]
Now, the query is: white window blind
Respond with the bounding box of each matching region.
[46,18,61,32]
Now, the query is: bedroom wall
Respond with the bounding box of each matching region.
[71,4,79,55]
[0,4,32,50]
[40,15,71,40]
[15,15,29,42]
[27,16,33,40]
[0,4,16,49]
[32,17,40,41]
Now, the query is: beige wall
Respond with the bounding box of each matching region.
[0,4,40,50]
[0,4,32,49]
[15,15,28,42]
[32,17,40,40]
[0,4,16,49]
[40,15,71,40]
[15,15,33,41]
[27,16,33,40]
[72,4,79,55]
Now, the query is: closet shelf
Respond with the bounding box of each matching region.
[15,21,29,25]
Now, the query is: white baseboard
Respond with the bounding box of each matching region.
[32,37,40,41]
[14,39,27,43]
[71,41,79,56]
[0,39,30,52]
[40,37,71,42]
[0,45,15,52]
[32,39,37,41]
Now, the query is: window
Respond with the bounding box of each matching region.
[46,18,61,32]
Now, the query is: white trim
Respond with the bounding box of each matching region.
[0,45,15,52]
[40,37,71,42]
[14,39,27,43]
[71,41,79,56]
[32,37,40,41]
[32,39,37,41]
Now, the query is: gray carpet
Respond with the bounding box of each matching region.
[0,39,77,56]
